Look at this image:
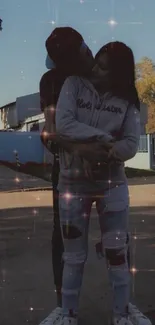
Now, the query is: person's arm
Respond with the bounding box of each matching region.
[56,76,113,142]
[40,72,59,156]
[44,132,113,163]
[108,105,141,162]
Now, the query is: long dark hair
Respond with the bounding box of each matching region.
[95,41,140,110]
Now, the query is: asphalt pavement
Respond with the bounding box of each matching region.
[0,188,155,325]
[0,164,155,325]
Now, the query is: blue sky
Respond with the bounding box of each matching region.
[0,0,155,107]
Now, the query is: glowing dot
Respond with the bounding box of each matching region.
[27,237,30,240]
[29,307,34,311]
[142,220,144,223]
[80,0,84,3]
[42,131,48,138]
[50,20,56,25]
[36,197,40,201]
[15,177,20,183]
[28,136,32,139]
[64,192,72,200]
[50,106,55,112]
[108,19,117,26]
[134,236,137,240]
[95,8,98,11]
[131,267,137,274]
[108,179,112,184]
[33,209,38,215]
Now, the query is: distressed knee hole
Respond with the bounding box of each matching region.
[105,248,125,266]
[62,225,82,239]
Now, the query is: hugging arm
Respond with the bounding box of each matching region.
[55,76,113,162]
[56,77,113,142]
[108,105,140,162]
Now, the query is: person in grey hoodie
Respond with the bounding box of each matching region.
[55,42,152,325]
[39,27,114,325]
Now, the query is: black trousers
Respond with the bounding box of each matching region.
[52,184,64,289]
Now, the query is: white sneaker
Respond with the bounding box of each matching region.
[128,303,152,325]
[62,316,78,325]
[40,307,62,324]
[112,315,133,325]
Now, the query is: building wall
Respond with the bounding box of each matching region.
[16,92,40,123]
[125,134,150,169]
[19,113,44,132]
[0,103,17,129]
[18,114,53,165]
[149,134,155,169]
[125,152,150,169]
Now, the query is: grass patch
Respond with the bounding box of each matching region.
[125,167,155,178]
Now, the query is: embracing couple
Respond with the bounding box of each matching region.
[40,27,151,325]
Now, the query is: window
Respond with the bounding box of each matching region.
[138,135,148,152]
[27,120,39,132]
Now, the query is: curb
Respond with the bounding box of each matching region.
[0,187,52,194]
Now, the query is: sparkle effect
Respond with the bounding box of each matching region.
[14,177,20,183]
[108,19,118,26]
[83,0,142,42]
[63,192,72,201]
[0,2,152,323]
[29,307,34,311]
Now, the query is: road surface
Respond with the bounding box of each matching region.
[0,184,155,325]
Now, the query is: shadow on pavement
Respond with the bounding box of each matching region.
[0,205,155,325]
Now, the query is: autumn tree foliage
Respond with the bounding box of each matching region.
[136,57,155,133]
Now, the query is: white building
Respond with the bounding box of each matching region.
[16,92,41,124]
[125,134,155,170]
[0,93,41,130]
[0,93,53,167]
[0,101,17,129]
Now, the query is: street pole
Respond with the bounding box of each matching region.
[0,19,3,31]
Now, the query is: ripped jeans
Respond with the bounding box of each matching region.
[59,184,130,317]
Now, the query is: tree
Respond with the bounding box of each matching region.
[136,57,155,133]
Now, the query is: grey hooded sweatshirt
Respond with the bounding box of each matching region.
[56,76,140,194]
